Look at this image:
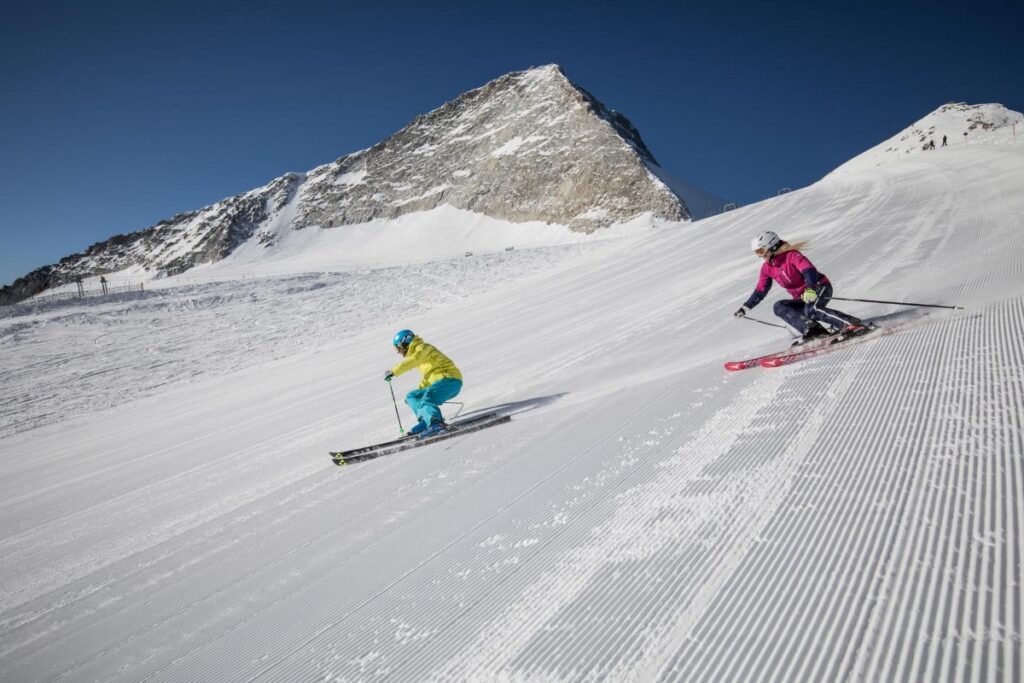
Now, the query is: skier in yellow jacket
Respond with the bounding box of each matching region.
[385,329,463,436]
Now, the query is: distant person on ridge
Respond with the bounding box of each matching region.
[734,231,867,345]
[385,330,463,436]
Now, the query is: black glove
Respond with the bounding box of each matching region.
[384,369,395,381]
[734,306,748,318]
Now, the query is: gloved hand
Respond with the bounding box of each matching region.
[384,369,395,381]
[734,306,748,318]
[801,288,818,304]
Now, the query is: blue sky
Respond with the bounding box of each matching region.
[2,0,1021,286]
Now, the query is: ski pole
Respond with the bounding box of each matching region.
[830,296,963,310]
[386,379,405,435]
[443,400,465,420]
[739,316,789,330]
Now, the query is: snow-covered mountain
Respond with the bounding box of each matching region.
[1,102,1022,681]
[831,101,1023,174]
[0,65,720,305]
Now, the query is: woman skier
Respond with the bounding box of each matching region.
[734,231,867,344]
[385,329,463,436]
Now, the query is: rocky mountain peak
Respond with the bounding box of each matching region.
[292,63,686,232]
[2,65,699,305]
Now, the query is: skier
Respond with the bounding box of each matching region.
[734,231,866,344]
[384,329,463,436]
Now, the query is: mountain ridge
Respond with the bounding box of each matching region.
[1,65,708,304]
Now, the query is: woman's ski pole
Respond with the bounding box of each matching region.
[739,316,789,330]
[386,379,405,435]
[830,296,963,310]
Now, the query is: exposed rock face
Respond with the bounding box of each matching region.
[3,65,692,304]
[0,174,303,304]
[0,270,52,306]
[294,65,687,233]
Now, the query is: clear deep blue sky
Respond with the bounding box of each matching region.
[2,0,1021,285]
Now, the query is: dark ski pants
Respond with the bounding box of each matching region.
[406,378,463,427]
[772,284,861,334]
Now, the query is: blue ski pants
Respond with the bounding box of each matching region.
[772,283,861,333]
[405,378,463,426]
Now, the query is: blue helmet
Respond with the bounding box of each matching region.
[393,329,415,349]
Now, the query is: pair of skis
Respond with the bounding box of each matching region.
[725,324,879,371]
[330,411,511,465]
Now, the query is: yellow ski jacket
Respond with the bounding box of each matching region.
[390,337,463,389]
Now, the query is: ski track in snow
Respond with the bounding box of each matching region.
[0,146,1022,681]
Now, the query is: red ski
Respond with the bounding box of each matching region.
[724,332,842,371]
[724,353,784,372]
[760,325,879,368]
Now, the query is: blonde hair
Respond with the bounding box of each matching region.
[776,239,809,254]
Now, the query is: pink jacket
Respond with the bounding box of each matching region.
[744,249,830,308]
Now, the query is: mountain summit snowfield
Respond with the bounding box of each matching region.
[2,102,1023,681]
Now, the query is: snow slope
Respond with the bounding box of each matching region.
[1,141,1022,680]
[831,102,1023,174]
[39,204,670,296]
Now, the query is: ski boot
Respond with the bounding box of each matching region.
[418,420,449,439]
[835,322,874,342]
[791,322,833,346]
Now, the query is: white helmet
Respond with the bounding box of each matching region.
[751,230,782,254]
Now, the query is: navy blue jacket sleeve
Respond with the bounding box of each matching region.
[801,267,821,289]
[744,279,772,309]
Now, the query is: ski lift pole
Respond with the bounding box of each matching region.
[386,379,405,435]
[830,296,964,310]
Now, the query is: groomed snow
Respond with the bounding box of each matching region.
[1,142,1022,681]
[41,205,662,295]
